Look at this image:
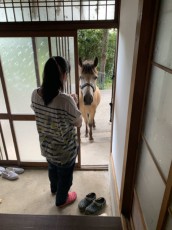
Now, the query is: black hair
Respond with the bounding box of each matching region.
[41,56,70,106]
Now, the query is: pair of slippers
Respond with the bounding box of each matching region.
[0,166,24,181]
[78,192,106,215]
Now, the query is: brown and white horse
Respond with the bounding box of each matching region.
[79,57,101,141]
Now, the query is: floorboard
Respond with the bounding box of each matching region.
[0,214,122,230]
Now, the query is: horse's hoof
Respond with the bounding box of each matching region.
[89,138,94,142]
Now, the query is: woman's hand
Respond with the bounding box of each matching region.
[70,93,79,104]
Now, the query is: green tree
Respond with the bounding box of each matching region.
[78,29,103,60]
[78,29,117,89]
[99,29,109,89]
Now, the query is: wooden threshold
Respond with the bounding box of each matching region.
[76,165,108,171]
[0,160,108,171]
[0,214,122,230]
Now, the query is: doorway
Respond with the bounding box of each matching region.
[0,29,116,169]
[78,29,117,168]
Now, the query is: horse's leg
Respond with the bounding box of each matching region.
[93,119,96,129]
[85,122,88,137]
[83,114,89,137]
[88,123,93,141]
[88,110,96,141]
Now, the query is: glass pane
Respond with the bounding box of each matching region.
[1,120,16,160]
[0,8,6,22]
[81,5,89,20]
[50,36,75,94]
[98,6,106,20]
[143,66,172,180]
[153,0,172,68]
[47,3,55,21]
[0,38,37,114]
[14,8,23,22]
[135,140,166,230]
[73,5,80,21]
[35,37,49,84]
[64,3,72,21]
[6,8,14,21]
[30,7,39,22]
[0,0,115,22]
[107,4,115,20]
[14,121,45,162]
[50,37,57,56]
[90,3,97,20]
[0,80,7,113]
[39,7,48,21]
[68,37,75,93]
[22,7,31,21]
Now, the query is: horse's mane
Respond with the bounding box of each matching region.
[81,60,98,75]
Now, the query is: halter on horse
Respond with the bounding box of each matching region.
[79,57,101,141]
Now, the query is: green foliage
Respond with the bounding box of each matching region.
[106,29,117,78]
[78,29,117,89]
[78,29,103,60]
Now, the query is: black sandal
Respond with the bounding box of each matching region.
[85,197,106,215]
[78,192,96,212]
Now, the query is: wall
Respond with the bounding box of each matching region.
[112,0,139,196]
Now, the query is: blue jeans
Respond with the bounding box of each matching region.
[47,159,76,206]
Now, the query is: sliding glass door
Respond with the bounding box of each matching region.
[0,34,79,167]
[131,0,172,228]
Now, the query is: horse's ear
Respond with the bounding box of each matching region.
[79,57,82,67]
[94,57,98,67]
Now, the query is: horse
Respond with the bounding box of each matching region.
[79,57,101,141]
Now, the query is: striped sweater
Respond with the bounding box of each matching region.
[31,89,82,165]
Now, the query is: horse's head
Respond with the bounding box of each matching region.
[79,57,98,105]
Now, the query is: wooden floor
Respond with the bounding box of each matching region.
[0,214,122,230]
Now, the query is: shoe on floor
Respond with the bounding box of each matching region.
[2,170,19,181]
[57,192,77,208]
[0,166,5,176]
[6,167,24,174]
[78,192,96,212]
[85,197,106,215]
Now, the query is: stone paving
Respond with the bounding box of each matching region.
[80,89,112,165]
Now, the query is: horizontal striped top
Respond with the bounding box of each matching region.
[31,89,82,165]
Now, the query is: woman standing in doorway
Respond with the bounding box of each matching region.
[31,56,82,207]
